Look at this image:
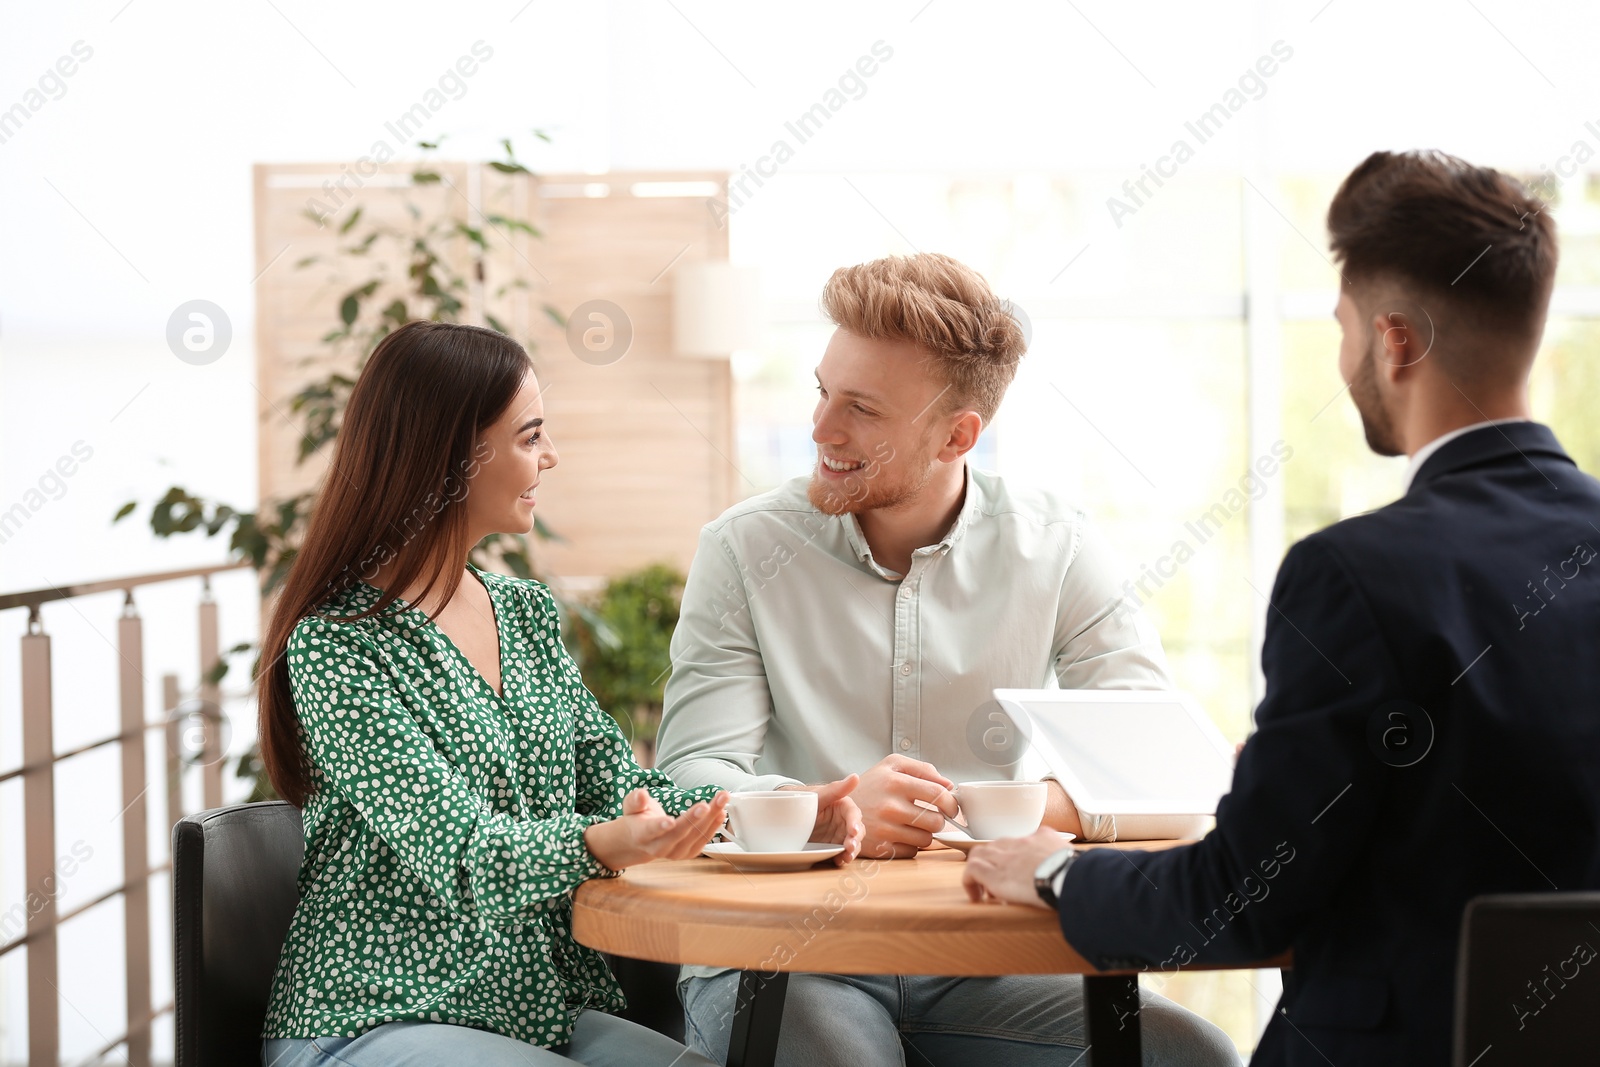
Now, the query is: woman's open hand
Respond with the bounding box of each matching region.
[584,788,730,872]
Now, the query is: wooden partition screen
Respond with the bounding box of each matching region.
[253,164,738,585]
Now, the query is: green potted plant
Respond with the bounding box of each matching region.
[114,135,590,800]
[570,563,686,767]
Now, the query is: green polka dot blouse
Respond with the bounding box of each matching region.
[262,562,721,1047]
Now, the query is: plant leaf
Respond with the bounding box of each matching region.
[486,214,539,236]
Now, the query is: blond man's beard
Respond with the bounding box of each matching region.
[807,451,934,516]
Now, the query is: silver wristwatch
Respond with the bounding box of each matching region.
[1033,846,1078,908]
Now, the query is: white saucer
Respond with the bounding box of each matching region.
[931,830,1075,856]
[930,830,991,855]
[702,841,845,872]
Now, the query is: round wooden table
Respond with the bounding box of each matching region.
[574,842,1281,1066]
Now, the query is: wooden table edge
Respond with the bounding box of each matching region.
[573,847,1291,977]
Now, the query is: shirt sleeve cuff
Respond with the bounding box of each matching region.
[1040,771,1117,843]
[650,782,725,817]
[1077,811,1118,843]
[579,812,624,878]
[722,772,805,793]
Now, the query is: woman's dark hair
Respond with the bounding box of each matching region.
[258,320,533,806]
[1327,149,1558,339]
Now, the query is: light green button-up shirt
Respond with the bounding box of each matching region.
[657,464,1174,839]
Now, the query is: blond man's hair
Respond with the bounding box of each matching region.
[820,252,1026,424]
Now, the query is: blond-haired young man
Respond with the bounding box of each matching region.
[657,253,1238,1065]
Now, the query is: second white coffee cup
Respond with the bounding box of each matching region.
[726,790,817,853]
[955,780,1047,840]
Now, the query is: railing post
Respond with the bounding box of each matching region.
[21,608,59,1067]
[198,578,222,809]
[164,674,183,829]
[0,562,249,1064]
[119,593,152,1067]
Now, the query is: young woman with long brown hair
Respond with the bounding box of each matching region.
[255,320,863,1066]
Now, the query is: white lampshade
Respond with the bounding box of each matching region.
[672,261,762,358]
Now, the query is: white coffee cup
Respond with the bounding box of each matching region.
[954,780,1047,840]
[725,790,817,853]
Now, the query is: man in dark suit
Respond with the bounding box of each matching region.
[963,149,1600,1065]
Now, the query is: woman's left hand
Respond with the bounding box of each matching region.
[584,788,730,871]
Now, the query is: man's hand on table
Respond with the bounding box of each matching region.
[777,774,866,867]
[964,827,1078,909]
[838,755,959,860]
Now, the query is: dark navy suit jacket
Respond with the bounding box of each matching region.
[1058,422,1600,1066]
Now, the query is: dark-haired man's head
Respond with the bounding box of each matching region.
[1327,150,1557,456]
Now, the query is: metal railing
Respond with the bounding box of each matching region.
[0,562,253,1067]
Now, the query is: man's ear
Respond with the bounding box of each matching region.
[938,411,985,461]
[1372,310,1428,383]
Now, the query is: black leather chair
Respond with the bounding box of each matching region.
[1454,891,1600,1066]
[602,954,688,1042]
[173,800,687,1065]
[174,801,305,1067]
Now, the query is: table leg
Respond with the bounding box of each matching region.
[1084,973,1142,1067]
[726,969,789,1067]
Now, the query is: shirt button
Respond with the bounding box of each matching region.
[900,663,912,676]
[900,738,912,751]
[900,586,912,598]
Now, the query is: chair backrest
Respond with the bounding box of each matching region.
[173,801,304,1067]
[1454,891,1600,1066]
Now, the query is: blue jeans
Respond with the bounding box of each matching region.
[262,1012,719,1067]
[679,970,1241,1067]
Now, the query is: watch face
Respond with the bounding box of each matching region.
[1035,848,1074,907]
[1036,847,1074,881]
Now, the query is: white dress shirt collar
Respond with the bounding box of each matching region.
[1402,418,1531,493]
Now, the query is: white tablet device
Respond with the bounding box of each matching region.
[991,688,1236,817]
